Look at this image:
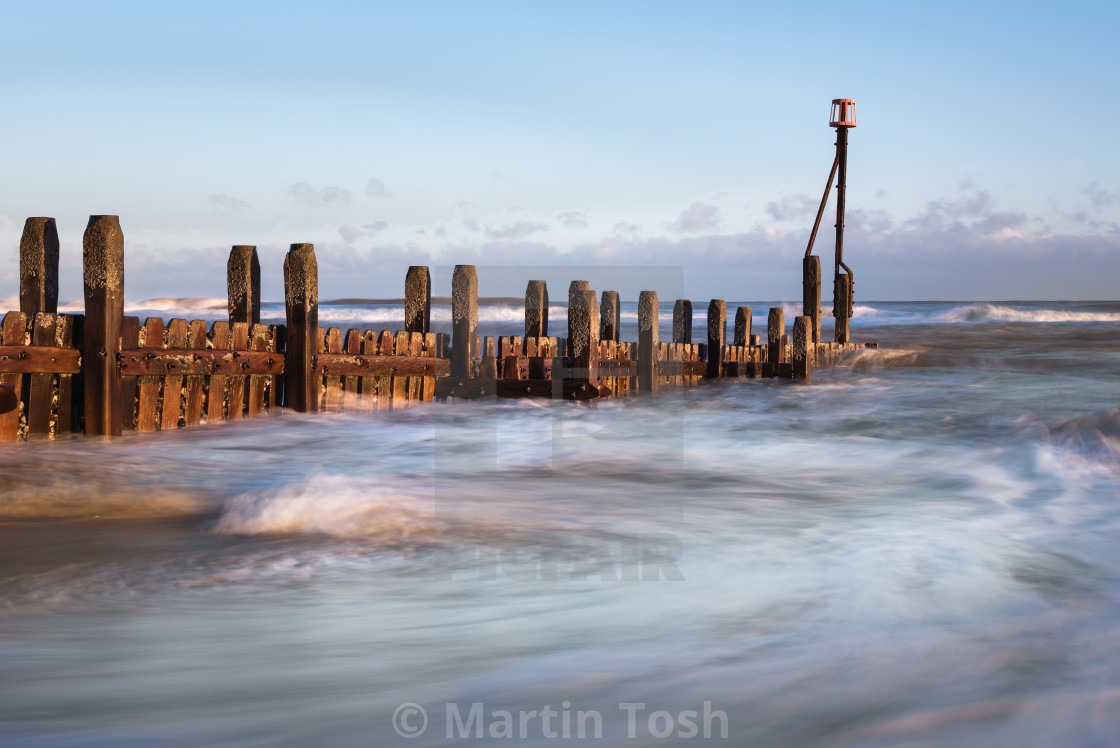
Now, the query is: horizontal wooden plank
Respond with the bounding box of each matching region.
[0,345,81,374]
[0,384,16,414]
[655,360,707,376]
[435,377,609,401]
[118,349,284,376]
[313,354,450,377]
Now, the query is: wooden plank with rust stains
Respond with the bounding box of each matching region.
[0,345,81,374]
[247,323,269,416]
[0,312,27,441]
[226,322,250,419]
[391,331,409,407]
[160,319,188,430]
[422,332,437,402]
[322,327,343,413]
[136,318,164,432]
[311,354,451,378]
[56,315,76,435]
[119,317,141,430]
[27,313,57,436]
[206,322,231,423]
[183,320,207,426]
[342,329,362,411]
[375,330,393,411]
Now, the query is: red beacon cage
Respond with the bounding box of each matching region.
[829,99,856,128]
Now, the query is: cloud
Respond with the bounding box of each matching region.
[673,202,721,232]
[557,211,588,229]
[209,193,251,217]
[289,182,353,207]
[338,220,389,244]
[765,194,817,222]
[365,178,393,198]
[1082,182,1114,209]
[485,220,549,240]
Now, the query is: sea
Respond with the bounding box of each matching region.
[1,299,1119,747]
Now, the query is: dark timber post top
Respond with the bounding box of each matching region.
[734,306,752,347]
[283,243,319,412]
[600,290,620,343]
[404,266,431,334]
[525,280,548,340]
[567,280,589,345]
[706,299,726,379]
[767,307,785,365]
[451,265,478,378]
[20,217,59,316]
[673,299,692,344]
[803,255,821,344]
[568,287,599,381]
[792,315,812,380]
[227,245,260,325]
[638,291,659,394]
[82,215,124,436]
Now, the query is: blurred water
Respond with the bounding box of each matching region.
[1,301,1119,747]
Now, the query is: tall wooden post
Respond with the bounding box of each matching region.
[567,280,589,347]
[733,306,752,346]
[792,315,812,380]
[569,289,599,381]
[767,307,785,365]
[803,255,821,343]
[283,243,319,412]
[706,299,726,379]
[672,299,692,344]
[227,245,260,325]
[599,290,620,343]
[20,217,59,315]
[404,266,431,334]
[451,265,478,378]
[638,291,659,394]
[834,272,852,344]
[525,280,548,340]
[82,215,124,436]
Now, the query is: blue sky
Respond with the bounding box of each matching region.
[1,0,1118,302]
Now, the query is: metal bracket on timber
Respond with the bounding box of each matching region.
[0,346,81,374]
[435,377,609,401]
[118,349,283,376]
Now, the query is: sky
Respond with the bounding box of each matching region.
[1,0,1118,303]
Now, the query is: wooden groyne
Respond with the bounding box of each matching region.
[0,215,872,441]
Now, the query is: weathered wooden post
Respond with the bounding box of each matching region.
[673,299,692,344]
[733,306,752,346]
[803,255,821,343]
[638,291,658,394]
[404,265,431,334]
[82,216,124,436]
[525,280,548,340]
[283,243,319,412]
[706,299,726,379]
[451,265,478,378]
[20,218,59,315]
[567,280,588,349]
[600,290,620,343]
[227,245,260,325]
[568,288,599,381]
[792,315,812,380]
[767,307,785,365]
[834,272,852,344]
